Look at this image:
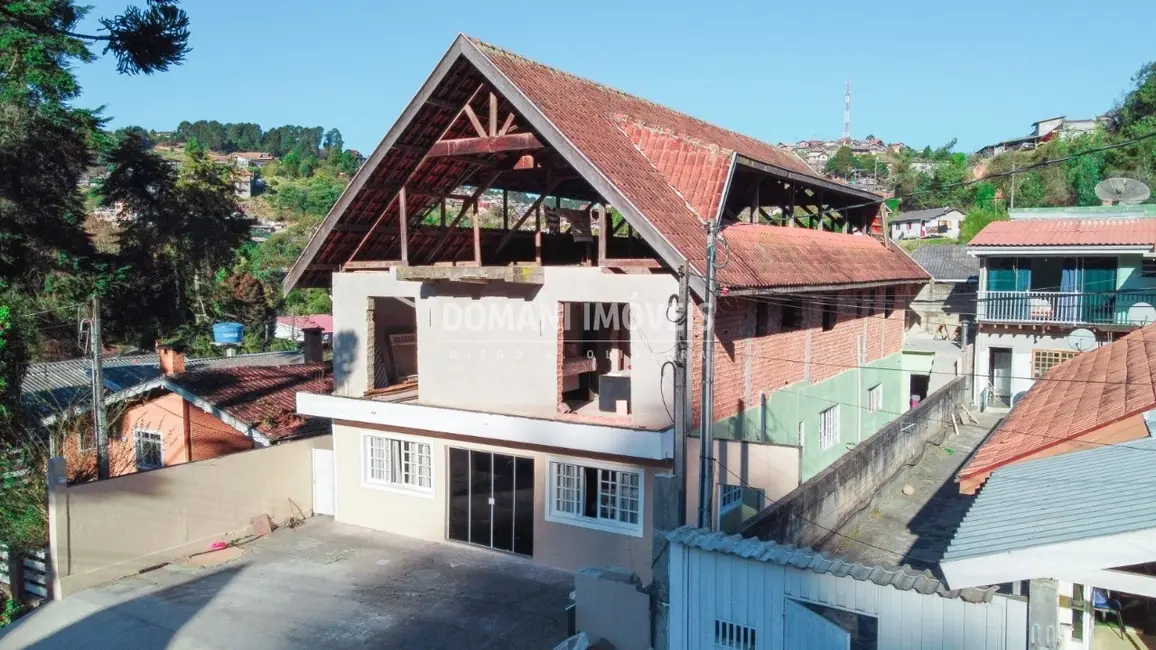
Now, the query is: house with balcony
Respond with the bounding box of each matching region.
[970,206,1156,407]
[284,35,928,580]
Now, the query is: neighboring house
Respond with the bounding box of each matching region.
[664,382,1029,649]
[958,322,1156,493]
[284,35,928,581]
[907,245,979,337]
[22,348,305,427]
[976,115,1108,158]
[58,346,331,483]
[234,152,274,167]
[275,314,334,343]
[889,207,964,240]
[943,436,1156,649]
[969,206,1156,408]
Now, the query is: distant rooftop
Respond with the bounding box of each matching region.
[971,214,1156,248]
[890,207,959,224]
[22,350,303,422]
[1009,205,1156,220]
[908,245,979,282]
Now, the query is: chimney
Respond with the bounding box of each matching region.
[157,345,185,376]
[302,327,324,364]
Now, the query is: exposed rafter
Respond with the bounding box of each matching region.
[427,132,543,158]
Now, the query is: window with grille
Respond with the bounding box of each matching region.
[548,461,643,535]
[1032,349,1078,378]
[819,406,840,451]
[719,485,743,513]
[364,435,433,492]
[714,619,757,650]
[134,429,162,470]
[867,384,883,413]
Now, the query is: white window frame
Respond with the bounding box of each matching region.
[819,405,840,451]
[133,428,163,470]
[546,457,644,537]
[360,432,434,498]
[719,484,743,514]
[867,384,883,413]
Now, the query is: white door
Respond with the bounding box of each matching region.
[312,449,335,516]
[784,599,851,650]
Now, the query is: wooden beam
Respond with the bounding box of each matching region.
[597,204,608,266]
[488,92,498,136]
[495,178,563,255]
[398,186,408,264]
[498,113,516,136]
[472,203,481,265]
[502,189,509,230]
[342,260,403,271]
[427,133,543,158]
[604,258,663,269]
[758,207,773,224]
[440,199,446,227]
[462,104,488,138]
[425,169,503,261]
[332,223,373,233]
[391,143,426,154]
[424,97,456,111]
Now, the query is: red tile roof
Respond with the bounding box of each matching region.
[970,218,1156,248]
[172,364,333,441]
[474,40,922,290]
[959,324,1156,488]
[720,225,928,288]
[285,37,924,292]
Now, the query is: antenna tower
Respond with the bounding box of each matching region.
[843,80,851,141]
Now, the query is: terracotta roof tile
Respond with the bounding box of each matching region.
[720,225,930,288]
[970,218,1156,248]
[172,364,333,441]
[959,324,1156,487]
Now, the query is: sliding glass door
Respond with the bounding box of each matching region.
[447,448,534,556]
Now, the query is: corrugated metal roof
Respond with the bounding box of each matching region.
[21,351,304,421]
[908,245,980,281]
[668,527,997,603]
[944,435,1156,562]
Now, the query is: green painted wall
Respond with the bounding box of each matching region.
[703,351,907,481]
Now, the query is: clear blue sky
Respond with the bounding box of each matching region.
[74,0,1156,154]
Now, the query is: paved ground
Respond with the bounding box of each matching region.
[0,520,573,649]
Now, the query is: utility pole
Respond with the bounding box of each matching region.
[1010,157,1017,210]
[697,221,721,530]
[90,297,109,480]
[672,266,690,526]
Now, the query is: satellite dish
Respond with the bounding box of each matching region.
[1127,302,1156,326]
[1066,328,1096,352]
[1095,178,1151,205]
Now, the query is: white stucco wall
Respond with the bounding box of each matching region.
[330,422,658,581]
[332,268,680,429]
[973,329,1106,406]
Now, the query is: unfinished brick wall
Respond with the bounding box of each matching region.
[691,285,916,426]
[187,407,253,462]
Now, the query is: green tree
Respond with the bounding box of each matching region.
[959,206,1009,243]
[824,146,853,177]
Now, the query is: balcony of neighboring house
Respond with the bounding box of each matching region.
[976,255,1156,328]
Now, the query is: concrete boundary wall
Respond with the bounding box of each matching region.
[740,377,970,548]
[49,435,331,597]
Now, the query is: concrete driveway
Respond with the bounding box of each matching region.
[0,520,573,649]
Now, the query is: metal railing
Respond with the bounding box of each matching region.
[978,290,1156,326]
